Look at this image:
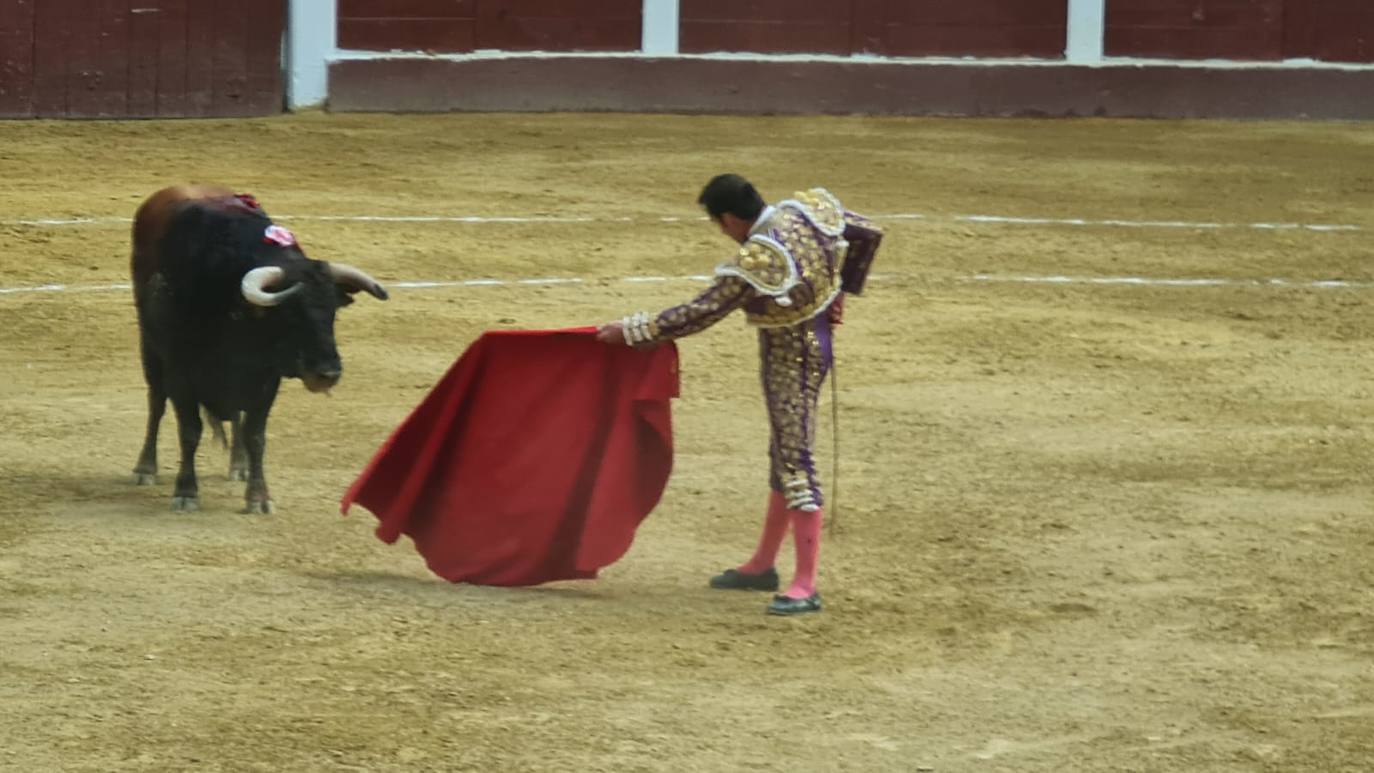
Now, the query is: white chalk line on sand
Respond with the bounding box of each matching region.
[0,212,1361,232]
[4,272,1372,297]
[968,274,1374,289]
[0,282,135,295]
[0,275,720,295]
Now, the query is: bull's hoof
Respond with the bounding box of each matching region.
[241,499,275,515]
[228,466,248,482]
[170,496,200,512]
[134,473,157,486]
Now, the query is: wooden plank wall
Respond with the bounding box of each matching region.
[0,0,33,115]
[1106,0,1285,59]
[335,0,1373,63]
[679,0,853,55]
[338,0,477,52]
[0,0,285,118]
[339,0,641,53]
[679,0,1067,58]
[1107,0,1374,62]
[1283,0,1374,62]
[853,0,1068,58]
[478,0,641,51]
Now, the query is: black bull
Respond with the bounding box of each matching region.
[130,185,388,513]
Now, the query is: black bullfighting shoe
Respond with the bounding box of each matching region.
[709,567,780,591]
[767,593,822,616]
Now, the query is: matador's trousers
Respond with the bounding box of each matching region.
[759,312,833,511]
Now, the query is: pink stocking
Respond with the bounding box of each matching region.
[737,491,790,574]
[783,509,822,599]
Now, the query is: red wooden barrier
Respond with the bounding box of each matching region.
[853,0,1068,58]
[680,0,853,56]
[0,0,34,115]
[680,0,1067,58]
[338,0,477,52]
[1107,0,1284,60]
[477,0,640,51]
[339,0,640,53]
[1107,0,1374,63]
[1283,0,1374,62]
[333,0,1372,64]
[0,0,284,118]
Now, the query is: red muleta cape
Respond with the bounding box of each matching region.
[340,328,679,586]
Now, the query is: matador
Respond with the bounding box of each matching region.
[596,174,883,616]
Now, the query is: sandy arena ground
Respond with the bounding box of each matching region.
[1,113,1372,772]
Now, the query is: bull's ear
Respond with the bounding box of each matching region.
[334,286,356,308]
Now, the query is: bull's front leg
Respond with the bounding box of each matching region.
[240,380,280,514]
[133,341,165,485]
[169,396,203,511]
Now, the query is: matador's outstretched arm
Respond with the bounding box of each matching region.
[599,275,753,347]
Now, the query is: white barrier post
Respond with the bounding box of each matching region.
[1066,0,1106,63]
[287,0,337,109]
[642,0,680,55]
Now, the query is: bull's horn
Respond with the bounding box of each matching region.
[328,263,389,300]
[240,266,300,307]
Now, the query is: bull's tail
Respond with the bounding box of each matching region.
[202,406,230,451]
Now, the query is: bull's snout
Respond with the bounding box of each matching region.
[303,368,341,393]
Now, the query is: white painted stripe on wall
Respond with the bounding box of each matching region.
[1065,0,1106,63]
[642,0,680,55]
[326,47,1374,72]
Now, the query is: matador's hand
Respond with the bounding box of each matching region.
[828,293,845,326]
[595,322,627,345]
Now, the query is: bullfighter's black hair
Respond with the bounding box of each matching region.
[697,173,765,221]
